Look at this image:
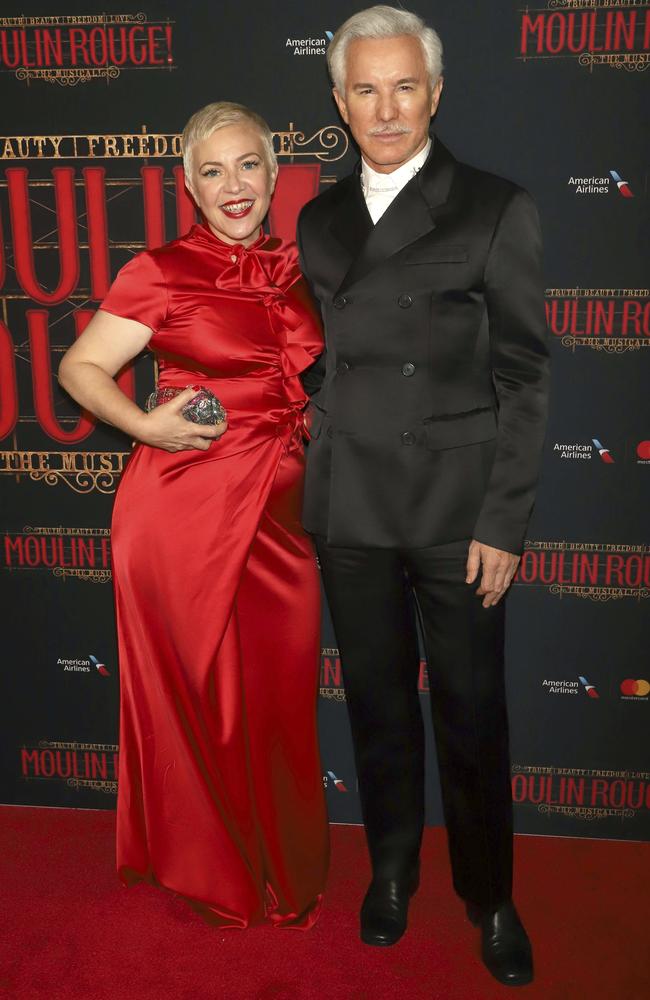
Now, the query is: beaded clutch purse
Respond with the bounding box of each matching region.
[145,385,227,425]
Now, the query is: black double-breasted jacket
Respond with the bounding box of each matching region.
[297,138,550,554]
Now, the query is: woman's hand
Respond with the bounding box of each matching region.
[136,387,228,452]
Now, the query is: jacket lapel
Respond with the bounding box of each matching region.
[328,170,373,261]
[332,137,458,295]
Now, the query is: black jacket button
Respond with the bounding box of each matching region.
[401,362,416,377]
[336,361,350,373]
[398,294,413,308]
[333,295,348,309]
[401,431,416,446]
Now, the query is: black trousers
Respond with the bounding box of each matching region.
[315,536,513,908]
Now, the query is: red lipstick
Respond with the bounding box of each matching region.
[220,199,255,219]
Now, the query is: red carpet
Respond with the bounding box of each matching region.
[1,807,648,1000]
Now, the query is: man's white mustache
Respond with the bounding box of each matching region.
[367,125,412,136]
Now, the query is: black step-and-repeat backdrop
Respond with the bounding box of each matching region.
[1,1,649,840]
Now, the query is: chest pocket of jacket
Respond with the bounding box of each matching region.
[424,408,496,451]
[404,244,469,265]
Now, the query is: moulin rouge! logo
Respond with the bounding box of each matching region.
[21,739,119,793]
[545,288,650,352]
[519,3,650,72]
[3,527,112,581]
[0,13,175,86]
[515,541,650,601]
[512,764,650,821]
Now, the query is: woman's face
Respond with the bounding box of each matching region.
[187,123,277,247]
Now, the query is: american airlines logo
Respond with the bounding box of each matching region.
[324,770,348,792]
[567,171,635,197]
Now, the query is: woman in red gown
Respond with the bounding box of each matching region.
[58,102,328,928]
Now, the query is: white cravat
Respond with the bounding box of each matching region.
[361,139,432,224]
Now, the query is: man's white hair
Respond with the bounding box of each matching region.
[327,5,444,94]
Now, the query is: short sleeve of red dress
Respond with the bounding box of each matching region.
[99,252,168,333]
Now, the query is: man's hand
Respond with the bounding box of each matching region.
[466,540,520,608]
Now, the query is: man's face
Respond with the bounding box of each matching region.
[333,35,443,174]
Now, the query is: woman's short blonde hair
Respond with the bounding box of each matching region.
[181,101,277,177]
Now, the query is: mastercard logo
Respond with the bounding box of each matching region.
[620,679,650,697]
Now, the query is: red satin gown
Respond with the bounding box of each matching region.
[102,223,328,928]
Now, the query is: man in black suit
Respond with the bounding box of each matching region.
[298,5,549,987]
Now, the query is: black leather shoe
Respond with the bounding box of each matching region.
[360,867,420,946]
[466,900,533,986]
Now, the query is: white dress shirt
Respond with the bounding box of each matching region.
[360,139,432,224]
